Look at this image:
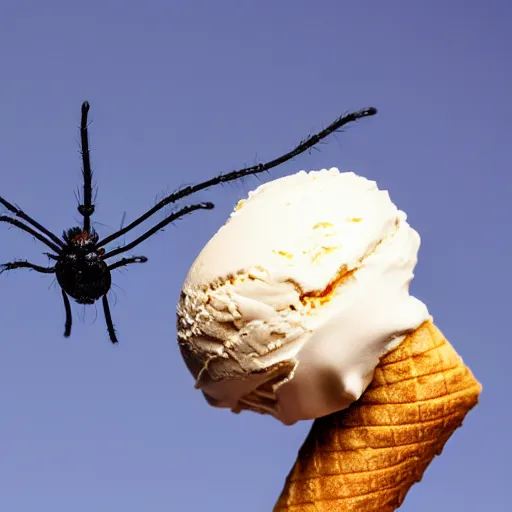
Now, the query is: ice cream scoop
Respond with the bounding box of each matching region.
[177,168,430,425]
[177,168,481,511]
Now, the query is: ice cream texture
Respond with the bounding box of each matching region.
[177,168,430,425]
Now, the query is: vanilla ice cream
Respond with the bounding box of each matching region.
[176,168,429,425]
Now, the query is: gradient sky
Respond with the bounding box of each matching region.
[0,2,509,511]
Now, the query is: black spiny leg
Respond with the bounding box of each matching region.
[62,290,72,337]
[78,101,94,232]
[96,108,377,249]
[108,256,148,271]
[0,216,62,254]
[0,261,56,274]
[102,295,118,344]
[102,203,213,259]
[0,197,64,248]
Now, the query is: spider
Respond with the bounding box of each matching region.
[0,102,377,344]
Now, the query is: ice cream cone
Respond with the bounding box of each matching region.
[274,320,482,512]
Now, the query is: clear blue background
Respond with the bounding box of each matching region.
[0,1,509,511]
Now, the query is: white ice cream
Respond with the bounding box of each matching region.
[177,168,429,425]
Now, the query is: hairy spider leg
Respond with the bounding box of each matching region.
[101,202,214,260]
[96,107,377,249]
[0,216,62,253]
[0,197,64,248]
[78,101,95,233]
[62,290,72,337]
[108,256,148,271]
[102,295,117,343]
[0,261,56,274]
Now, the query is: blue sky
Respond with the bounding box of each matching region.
[0,2,509,511]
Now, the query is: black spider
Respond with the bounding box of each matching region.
[0,102,377,344]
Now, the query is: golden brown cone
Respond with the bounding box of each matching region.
[274,320,482,512]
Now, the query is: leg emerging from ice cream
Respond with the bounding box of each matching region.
[176,169,481,511]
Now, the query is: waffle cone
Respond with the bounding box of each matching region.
[274,320,482,511]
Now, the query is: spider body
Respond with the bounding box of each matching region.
[0,101,376,344]
[55,228,111,305]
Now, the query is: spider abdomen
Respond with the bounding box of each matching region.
[56,255,111,304]
[56,228,111,304]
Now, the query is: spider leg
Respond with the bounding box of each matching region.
[102,295,118,344]
[0,216,62,253]
[1,215,62,253]
[62,290,72,337]
[108,256,148,271]
[0,260,56,274]
[101,202,214,260]
[96,107,377,249]
[0,197,64,248]
[77,101,95,233]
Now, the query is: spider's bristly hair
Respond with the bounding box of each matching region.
[102,202,214,259]
[78,101,94,232]
[97,107,377,249]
